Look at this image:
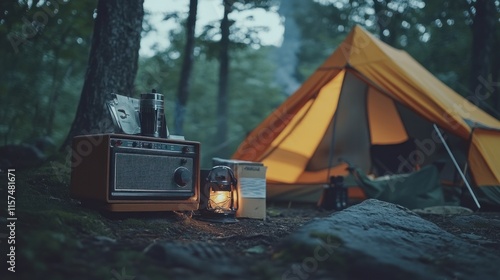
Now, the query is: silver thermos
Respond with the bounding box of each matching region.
[140,89,167,138]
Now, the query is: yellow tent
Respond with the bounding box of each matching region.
[468,127,500,205]
[232,25,500,205]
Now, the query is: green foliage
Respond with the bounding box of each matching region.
[0,0,97,147]
[413,1,473,95]
[293,0,369,80]
[223,46,284,156]
[198,0,280,55]
[3,0,498,163]
[295,0,500,113]
[294,0,428,80]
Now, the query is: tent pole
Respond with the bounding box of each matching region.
[432,124,481,210]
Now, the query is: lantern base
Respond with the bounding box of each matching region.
[196,210,239,224]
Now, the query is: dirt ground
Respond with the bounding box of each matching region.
[106,201,337,254]
[417,211,500,246]
[6,165,500,279]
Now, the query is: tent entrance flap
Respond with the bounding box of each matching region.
[262,70,346,183]
[367,87,408,145]
[306,71,371,181]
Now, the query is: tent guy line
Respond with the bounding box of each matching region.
[433,123,480,209]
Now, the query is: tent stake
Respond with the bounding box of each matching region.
[432,124,481,210]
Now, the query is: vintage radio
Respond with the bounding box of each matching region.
[70,134,200,212]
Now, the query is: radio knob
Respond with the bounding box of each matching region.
[174,167,191,187]
[110,140,122,147]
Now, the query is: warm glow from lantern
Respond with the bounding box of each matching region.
[209,190,231,213]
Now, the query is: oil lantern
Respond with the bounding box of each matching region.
[200,165,238,223]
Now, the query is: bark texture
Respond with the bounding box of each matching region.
[63,0,144,148]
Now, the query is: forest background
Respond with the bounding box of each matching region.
[1,0,499,168]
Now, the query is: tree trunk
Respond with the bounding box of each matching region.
[62,0,144,148]
[469,0,495,109]
[493,35,500,113]
[215,0,231,156]
[373,0,398,46]
[175,0,198,135]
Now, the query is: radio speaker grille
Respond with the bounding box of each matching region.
[114,153,194,192]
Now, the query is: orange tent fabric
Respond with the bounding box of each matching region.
[469,127,500,186]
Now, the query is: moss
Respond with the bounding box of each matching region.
[309,231,344,246]
[16,165,74,212]
[18,235,152,280]
[19,209,112,236]
[117,217,173,235]
[120,218,150,228]
[19,230,79,274]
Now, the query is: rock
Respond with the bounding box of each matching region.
[450,215,500,229]
[412,205,473,215]
[275,199,500,280]
[0,137,54,170]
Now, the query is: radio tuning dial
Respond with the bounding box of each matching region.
[174,167,191,187]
